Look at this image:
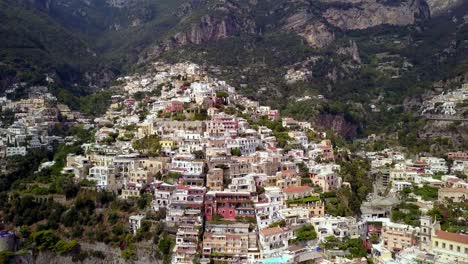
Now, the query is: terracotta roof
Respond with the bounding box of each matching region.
[259,227,285,236]
[283,185,312,193]
[225,234,242,239]
[435,230,468,244]
[439,188,468,193]
[447,178,461,183]
[281,170,296,175]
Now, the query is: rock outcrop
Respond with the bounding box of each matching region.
[323,0,430,30]
[283,12,335,48]
[426,0,463,15]
[337,40,361,63]
[170,14,252,46]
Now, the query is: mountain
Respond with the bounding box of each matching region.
[1,0,467,138]
[0,0,95,89]
[0,0,434,88]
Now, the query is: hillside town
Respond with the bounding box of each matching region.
[421,83,468,117]
[1,62,467,264]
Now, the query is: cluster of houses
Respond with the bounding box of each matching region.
[421,83,468,116]
[3,62,467,264]
[60,62,348,263]
[0,86,89,160]
[361,148,468,264]
[68,63,468,264]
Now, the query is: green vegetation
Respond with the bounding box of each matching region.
[391,203,421,226]
[413,185,439,201]
[157,233,175,263]
[320,236,367,259]
[268,220,286,228]
[55,89,114,117]
[293,224,317,242]
[0,250,15,264]
[323,159,372,216]
[230,148,242,157]
[0,0,98,91]
[132,135,161,157]
[286,195,320,206]
[428,202,468,233]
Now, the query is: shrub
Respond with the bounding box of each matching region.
[54,240,79,255]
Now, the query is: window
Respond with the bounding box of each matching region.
[442,243,446,249]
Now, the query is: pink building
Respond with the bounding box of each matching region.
[268,110,280,121]
[204,191,254,221]
[165,101,184,113]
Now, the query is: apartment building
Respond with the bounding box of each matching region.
[382,221,419,252]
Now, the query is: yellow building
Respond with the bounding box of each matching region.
[432,228,468,263]
[137,157,169,174]
[121,188,140,199]
[207,168,223,191]
[438,187,468,203]
[382,222,418,252]
[160,140,176,148]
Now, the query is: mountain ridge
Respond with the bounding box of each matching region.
[1,0,467,139]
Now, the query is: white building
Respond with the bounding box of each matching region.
[129,214,145,235]
[258,227,293,258]
[6,146,27,157]
[226,137,260,156]
[311,216,360,241]
[421,157,448,174]
[87,166,115,190]
[171,154,204,175]
[255,187,286,229]
[392,181,412,192]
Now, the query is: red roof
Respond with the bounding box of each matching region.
[260,227,285,236]
[281,170,296,175]
[435,230,468,244]
[283,186,312,193]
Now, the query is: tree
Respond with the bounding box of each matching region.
[294,225,317,242]
[158,234,174,256]
[63,181,80,199]
[132,135,161,157]
[230,148,242,156]
[121,245,137,260]
[54,240,78,255]
[31,230,60,251]
[137,194,151,210]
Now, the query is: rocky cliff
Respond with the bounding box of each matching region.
[282,12,335,48]
[155,0,256,54]
[322,0,430,30]
[163,13,255,51]
[154,0,431,53]
[426,0,463,15]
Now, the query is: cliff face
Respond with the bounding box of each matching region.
[156,0,431,52]
[168,13,255,47]
[17,0,435,57]
[158,0,256,53]
[322,0,430,30]
[282,12,335,48]
[426,0,463,15]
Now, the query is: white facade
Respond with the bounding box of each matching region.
[255,187,286,229]
[258,227,293,258]
[226,137,259,156]
[311,216,359,241]
[6,146,27,157]
[88,166,114,189]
